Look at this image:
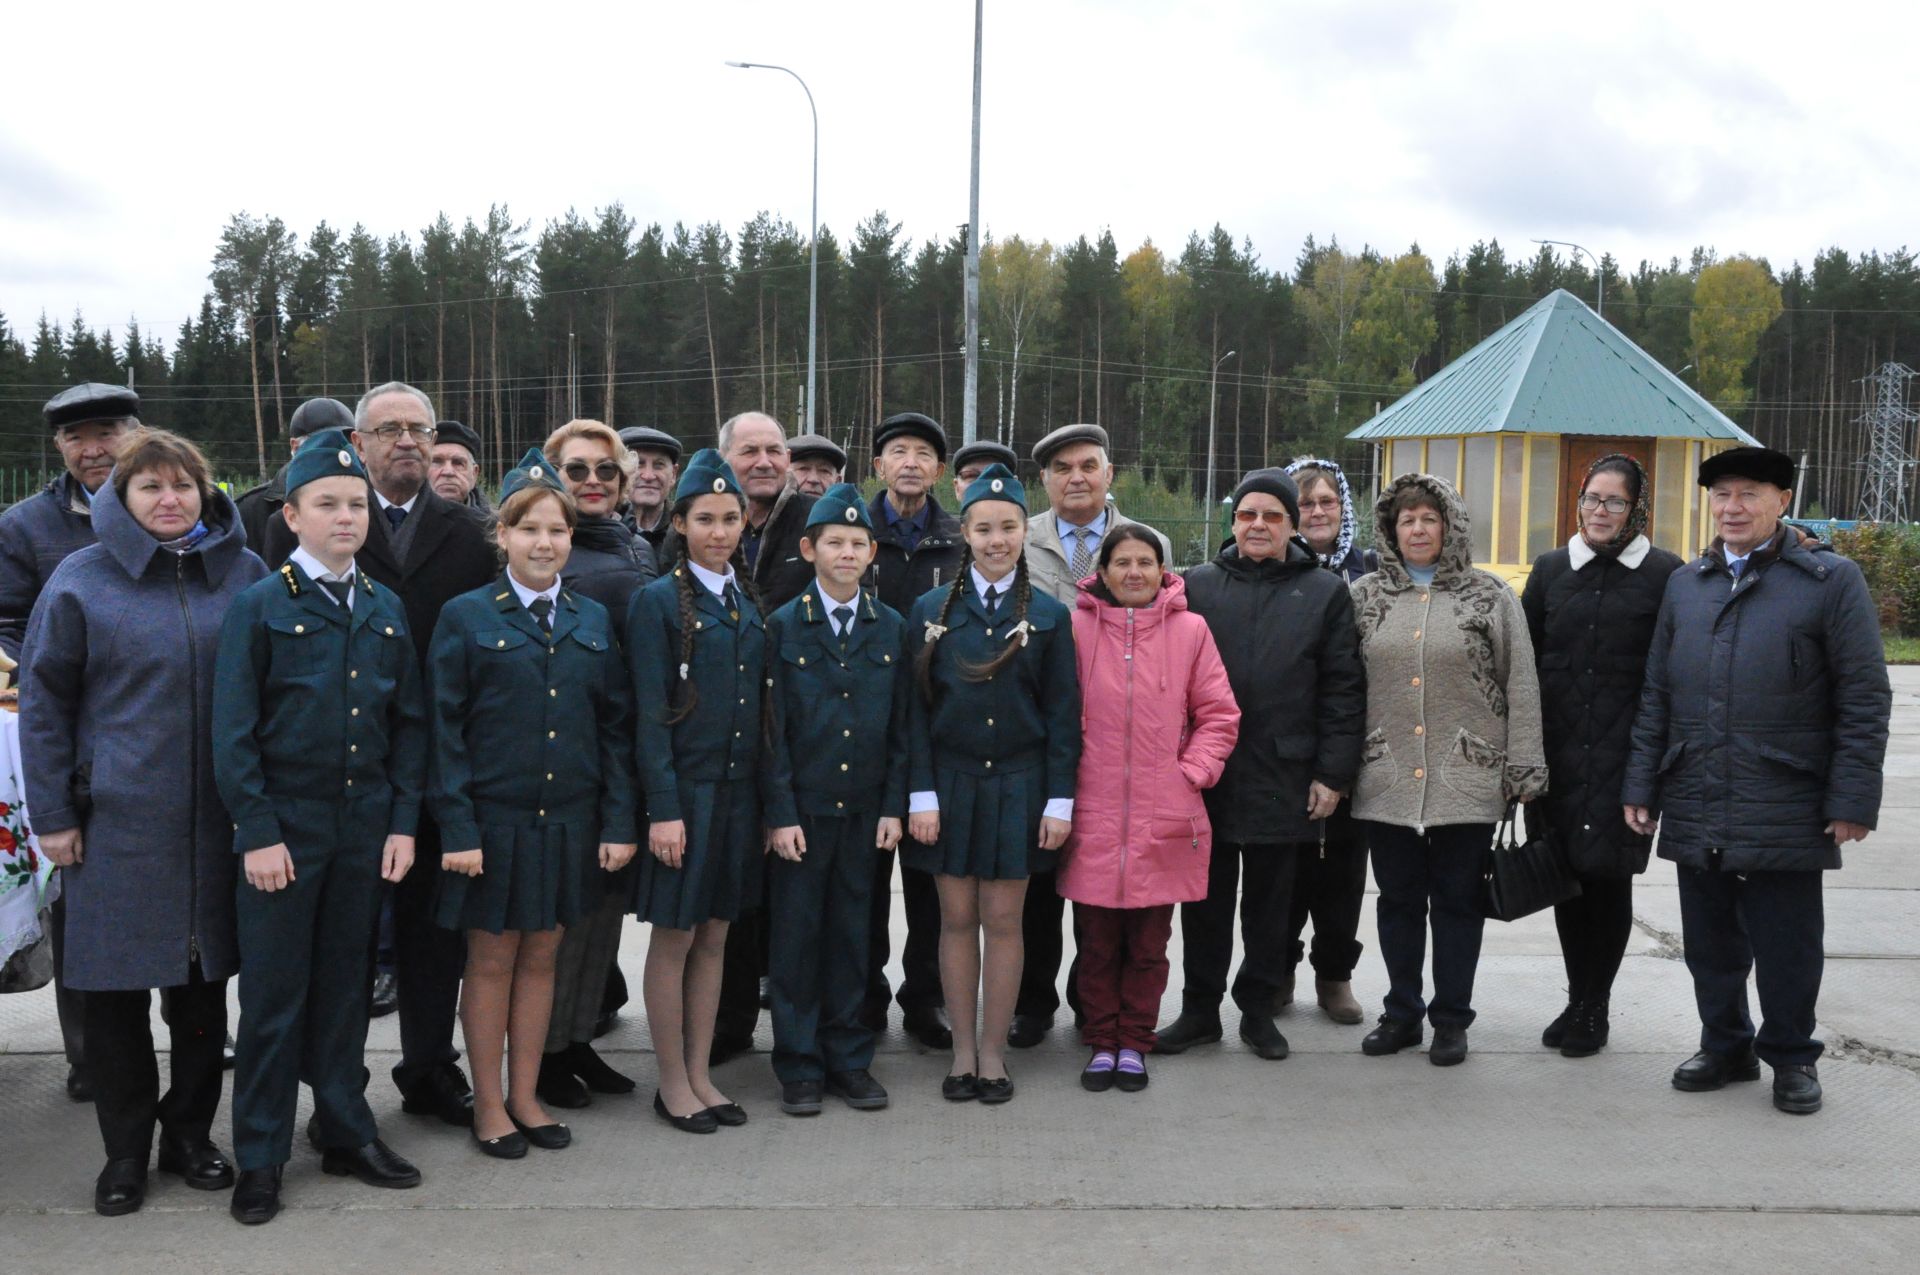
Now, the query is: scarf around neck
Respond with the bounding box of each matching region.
[159,520,211,555]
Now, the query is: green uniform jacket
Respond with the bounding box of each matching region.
[904,583,1081,797]
[764,585,910,826]
[425,577,638,851]
[212,560,428,852]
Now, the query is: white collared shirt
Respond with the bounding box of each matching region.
[289,546,356,610]
[1567,532,1651,571]
[374,490,419,516]
[970,564,1013,609]
[686,559,737,600]
[817,581,859,639]
[507,570,561,614]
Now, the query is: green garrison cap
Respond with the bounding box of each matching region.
[958,462,1026,514]
[285,429,368,496]
[805,482,874,532]
[675,448,743,502]
[499,448,567,502]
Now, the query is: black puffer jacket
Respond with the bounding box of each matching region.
[565,516,657,643]
[1182,539,1365,844]
[862,491,965,616]
[1522,538,1683,876]
[1623,529,1890,871]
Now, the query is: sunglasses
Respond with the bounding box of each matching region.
[562,460,623,484]
[1233,509,1291,525]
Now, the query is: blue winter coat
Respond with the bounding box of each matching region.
[18,479,266,989]
[0,474,100,660]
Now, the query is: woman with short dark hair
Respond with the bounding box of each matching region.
[20,427,267,1215]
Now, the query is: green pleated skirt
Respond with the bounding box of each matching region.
[634,777,763,930]
[432,817,596,935]
[899,763,1056,881]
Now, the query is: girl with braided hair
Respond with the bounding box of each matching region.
[903,464,1081,1104]
[625,450,777,1133]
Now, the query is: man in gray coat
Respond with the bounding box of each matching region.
[1624,445,1890,1116]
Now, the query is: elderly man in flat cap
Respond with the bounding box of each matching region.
[618,426,681,551]
[236,397,357,564]
[787,434,847,499]
[427,420,489,513]
[951,440,1017,507]
[0,383,141,1103]
[1624,445,1890,1117]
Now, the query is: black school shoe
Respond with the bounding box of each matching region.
[229,1166,282,1225]
[826,1069,889,1110]
[1361,1016,1423,1056]
[781,1079,825,1115]
[904,1006,953,1051]
[1428,1025,1469,1066]
[156,1133,234,1190]
[1773,1064,1823,1115]
[321,1139,422,1188]
[400,1063,475,1127]
[1007,1015,1052,1049]
[941,1073,980,1102]
[653,1091,718,1134]
[1151,1012,1224,1055]
[93,1157,147,1217]
[508,1109,572,1150]
[1671,1047,1762,1092]
[471,1125,528,1159]
[976,1075,1015,1104]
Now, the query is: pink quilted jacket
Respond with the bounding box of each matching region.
[1058,572,1241,908]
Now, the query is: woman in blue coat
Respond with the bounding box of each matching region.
[20,428,266,1215]
[627,450,778,1133]
[904,464,1081,1104]
[428,451,637,1158]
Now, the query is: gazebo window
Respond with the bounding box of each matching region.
[1463,436,1496,561]
[1429,437,1461,489]
[1498,435,1525,564]
[1527,436,1559,560]
[1655,438,1686,554]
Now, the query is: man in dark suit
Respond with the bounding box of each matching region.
[263,382,496,1126]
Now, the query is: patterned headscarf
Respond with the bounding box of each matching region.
[1283,456,1356,570]
[1579,453,1651,555]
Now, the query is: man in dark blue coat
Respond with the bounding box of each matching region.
[0,381,140,1103]
[1624,446,1891,1116]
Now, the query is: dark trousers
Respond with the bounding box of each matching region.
[1016,870,1071,1018]
[1367,822,1492,1029]
[770,812,877,1082]
[1553,875,1635,1004]
[391,817,467,1094]
[1284,825,1369,982]
[1180,842,1299,1016]
[84,963,226,1162]
[234,834,384,1170]
[1074,903,1174,1052]
[715,909,766,1043]
[1676,864,1824,1067]
[867,850,944,1013]
[545,887,628,1051]
[50,892,86,1074]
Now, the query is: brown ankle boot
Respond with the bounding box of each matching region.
[1316,979,1364,1024]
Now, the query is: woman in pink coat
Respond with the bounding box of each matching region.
[1059,526,1240,1093]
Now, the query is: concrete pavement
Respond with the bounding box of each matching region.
[4,668,1917,1272]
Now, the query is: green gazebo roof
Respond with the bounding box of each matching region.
[1347,288,1760,443]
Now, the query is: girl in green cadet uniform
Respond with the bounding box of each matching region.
[904,464,1081,1103]
[428,451,638,1159]
[628,449,775,1133]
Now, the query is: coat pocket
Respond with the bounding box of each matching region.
[267,616,327,677]
[1440,728,1504,805]
[1356,727,1397,802]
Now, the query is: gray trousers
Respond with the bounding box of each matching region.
[544,890,626,1051]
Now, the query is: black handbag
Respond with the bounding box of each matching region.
[1480,804,1582,922]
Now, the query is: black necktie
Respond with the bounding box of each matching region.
[832,604,854,652]
[985,587,1002,617]
[316,577,350,608]
[529,596,553,633]
[723,583,740,620]
[384,504,408,532]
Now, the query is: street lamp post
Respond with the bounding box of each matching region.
[1532,238,1603,317]
[1203,348,1237,520]
[727,60,819,433]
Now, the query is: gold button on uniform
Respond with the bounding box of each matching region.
[385,626,395,635]
[986,718,995,726]
[351,707,360,716]
[839,763,849,772]
[842,729,851,737]
[350,745,357,753]
[497,639,506,648]
[539,809,546,817]
[985,760,994,770]
[349,670,358,679]
[546,772,554,780]
[547,731,557,739]
[549,688,557,697]
[835,800,845,810]
[294,624,305,634]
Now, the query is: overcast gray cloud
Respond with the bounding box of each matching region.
[1,0,1911,346]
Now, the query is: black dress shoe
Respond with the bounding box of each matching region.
[66,1066,94,1103]
[369,971,399,1019]
[321,1139,422,1188]
[1671,1047,1762,1092]
[536,1051,592,1109]
[1772,1063,1822,1114]
[157,1134,235,1190]
[222,1032,236,1071]
[1152,1012,1223,1055]
[903,1006,953,1051]
[976,1075,1015,1104]
[708,1032,755,1067]
[229,1166,282,1225]
[471,1126,528,1160]
[826,1068,889,1110]
[508,1109,572,1149]
[401,1065,475,1127]
[653,1091,718,1133]
[781,1079,824,1115]
[1361,1015,1423,1056]
[1429,1025,1469,1066]
[705,1102,749,1127]
[941,1072,980,1102]
[94,1157,147,1217]
[1007,1014,1051,1049]
[565,1041,636,1095]
[1238,1013,1290,1060]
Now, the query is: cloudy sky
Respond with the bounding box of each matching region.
[2,0,1909,347]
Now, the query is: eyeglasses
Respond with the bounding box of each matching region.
[1578,494,1631,514]
[562,460,623,483]
[1299,497,1342,513]
[1233,509,1290,525]
[364,424,437,443]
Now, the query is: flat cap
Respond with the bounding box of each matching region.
[288,397,354,440]
[787,433,848,469]
[873,412,948,462]
[433,419,482,456]
[1698,445,1795,490]
[1031,422,1109,468]
[44,382,139,432]
[618,426,683,460]
[952,440,1018,473]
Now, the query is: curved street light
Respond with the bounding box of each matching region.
[1533,238,1603,317]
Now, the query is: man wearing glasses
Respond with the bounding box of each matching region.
[263,381,498,1131]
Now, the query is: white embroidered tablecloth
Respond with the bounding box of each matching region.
[0,711,54,963]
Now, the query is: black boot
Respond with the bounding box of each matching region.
[1541,998,1574,1049]
[536,1051,592,1109]
[1237,1013,1290,1060]
[1559,1001,1609,1058]
[564,1041,635,1095]
[1151,1011,1223,1055]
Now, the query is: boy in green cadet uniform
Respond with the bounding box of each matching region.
[212,428,429,1225]
[763,484,909,1115]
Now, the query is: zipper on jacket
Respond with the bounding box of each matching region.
[176,554,201,971]
[1118,608,1136,903]
[1415,586,1432,835]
